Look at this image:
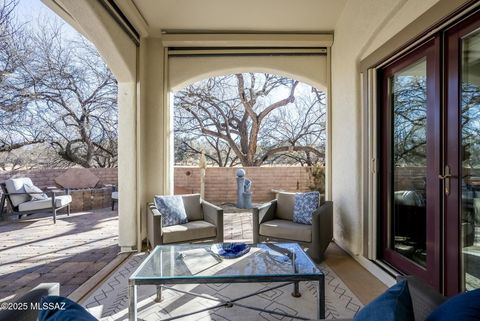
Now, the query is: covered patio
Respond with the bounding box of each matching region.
[3,0,479,319]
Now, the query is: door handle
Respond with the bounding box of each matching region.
[439,165,457,196]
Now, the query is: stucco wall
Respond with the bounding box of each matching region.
[331,0,440,255]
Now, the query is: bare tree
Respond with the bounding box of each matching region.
[0,17,118,168]
[174,73,325,167]
[392,76,427,166]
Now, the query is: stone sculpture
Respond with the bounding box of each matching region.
[236,169,253,208]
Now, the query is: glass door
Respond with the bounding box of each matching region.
[445,11,480,295]
[379,38,441,289]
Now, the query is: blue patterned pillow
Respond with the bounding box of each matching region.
[154,195,188,227]
[293,192,320,225]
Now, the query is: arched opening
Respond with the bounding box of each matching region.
[172,72,327,203]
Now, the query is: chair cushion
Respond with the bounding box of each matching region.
[259,219,312,243]
[39,295,97,321]
[18,195,72,212]
[276,192,296,220]
[162,220,216,244]
[354,280,414,321]
[181,194,203,221]
[293,191,320,225]
[154,195,188,227]
[111,191,119,200]
[426,288,480,321]
[24,183,48,201]
[4,177,34,207]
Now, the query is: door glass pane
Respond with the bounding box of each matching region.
[461,29,480,291]
[391,58,428,267]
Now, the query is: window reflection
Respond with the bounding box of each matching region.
[461,30,480,291]
[391,58,428,267]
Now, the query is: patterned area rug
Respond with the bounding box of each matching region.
[83,253,362,321]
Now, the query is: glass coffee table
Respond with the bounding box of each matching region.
[129,242,325,320]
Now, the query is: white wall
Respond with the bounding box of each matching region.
[331,0,440,255]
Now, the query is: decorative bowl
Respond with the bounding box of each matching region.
[211,243,250,259]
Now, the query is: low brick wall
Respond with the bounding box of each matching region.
[69,188,113,212]
[0,166,317,207]
[174,166,314,203]
[0,168,118,189]
[0,168,117,211]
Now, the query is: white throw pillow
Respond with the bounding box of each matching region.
[23,184,48,201]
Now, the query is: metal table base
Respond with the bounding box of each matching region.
[128,277,325,321]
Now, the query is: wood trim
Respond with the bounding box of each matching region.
[378,38,441,290]
[444,10,480,296]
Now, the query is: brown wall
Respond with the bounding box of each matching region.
[174,166,313,203]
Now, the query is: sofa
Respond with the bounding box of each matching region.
[314,275,446,321]
[1,177,71,223]
[0,283,59,321]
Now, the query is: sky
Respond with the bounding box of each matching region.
[15,0,79,40]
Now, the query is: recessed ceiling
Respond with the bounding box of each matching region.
[131,0,347,33]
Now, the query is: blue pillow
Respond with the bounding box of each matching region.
[38,296,97,321]
[353,280,414,321]
[293,192,320,225]
[154,195,188,227]
[426,288,480,321]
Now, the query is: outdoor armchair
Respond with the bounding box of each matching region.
[0,177,71,224]
[147,194,224,247]
[253,192,333,261]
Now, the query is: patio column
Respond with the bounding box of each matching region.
[43,0,139,250]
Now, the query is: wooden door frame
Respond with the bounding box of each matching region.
[444,10,480,296]
[378,37,442,290]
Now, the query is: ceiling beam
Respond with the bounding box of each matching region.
[161,34,334,48]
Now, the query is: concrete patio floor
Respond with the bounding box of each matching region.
[0,208,119,300]
[0,208,254,301]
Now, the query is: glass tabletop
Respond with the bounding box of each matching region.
[130,243,322,281]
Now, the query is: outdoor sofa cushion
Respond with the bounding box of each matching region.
[162,220,216,243]
[276,192,296,220]
[4,177,34,207]
[39,295,97,321]
[353,280,414,321]
[181,194,204,221]
[18,195,72,212]
[259,219,312,243]
[154,195,188,227]
[293,191,320,225]
[24,183,48,201]
[426,288,480,321]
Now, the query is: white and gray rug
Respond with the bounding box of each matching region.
[83,253,362,321]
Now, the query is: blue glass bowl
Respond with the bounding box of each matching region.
[211,243,250,259]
